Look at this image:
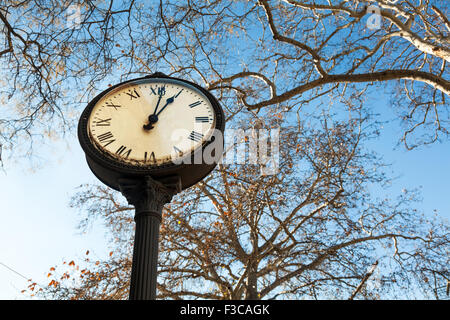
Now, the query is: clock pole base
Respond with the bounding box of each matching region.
[118,175,180,300]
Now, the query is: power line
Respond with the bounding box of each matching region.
[0,261,30,281]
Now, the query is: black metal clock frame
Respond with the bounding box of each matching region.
[78,72,225,192]
[77,72,225,300]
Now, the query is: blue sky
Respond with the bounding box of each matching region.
[0,0,448,301]
[367,103,450,218]
[0,133,110,299]
[0,94,448,299]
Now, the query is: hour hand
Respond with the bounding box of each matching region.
[143,89,182,130]
[143,93,163,130]
[143,98,168,130]
[152,94,163,115]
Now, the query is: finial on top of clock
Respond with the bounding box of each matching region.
[145,71,169,78]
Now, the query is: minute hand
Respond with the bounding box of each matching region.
[156,90,183,116]
[155,96,175,117]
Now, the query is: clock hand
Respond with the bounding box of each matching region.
[155,96,174,117]
[152,93,163,115]
[143,96,173,130]
[155,89,183,117]
[143,90,183,130]
[143,118,156,130]
[143,94,163,130]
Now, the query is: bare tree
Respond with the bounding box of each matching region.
[29,108,449,300]
[0,0,449,162]
[3,0,447,300]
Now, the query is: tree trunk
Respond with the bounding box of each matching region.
[245,260,259,300]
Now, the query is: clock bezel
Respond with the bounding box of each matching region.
[78,73,225,190]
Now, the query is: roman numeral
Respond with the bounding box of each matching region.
[116,145,132,158]
[95,118,111,126]
[98,131,113,141]
[144,151,156,163]
[173,146,183,155]
[150,86,166,96]
[195,116,210,123]
[126,89,140,99]
[105,102,121,110]
[189,101,202,108]
[189,131,204,142]
[97,131,115,147]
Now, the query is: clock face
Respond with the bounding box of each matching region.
[87,78,217,166]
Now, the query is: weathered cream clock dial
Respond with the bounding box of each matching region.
[87,79,216,165]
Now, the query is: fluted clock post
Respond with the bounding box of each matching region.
[118,175,181,300]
